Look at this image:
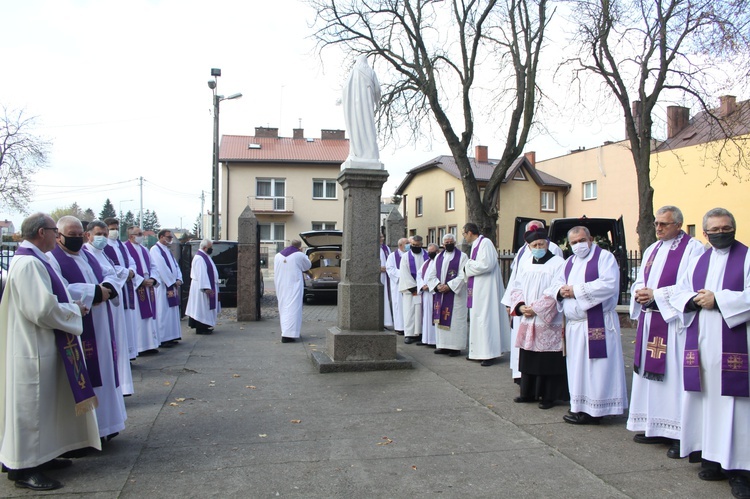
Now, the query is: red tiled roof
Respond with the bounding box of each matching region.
[396,154,569,194]
[656,99,750,152]
[220,135,349,163]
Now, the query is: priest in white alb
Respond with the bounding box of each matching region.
[84,220,134,397]
[385,238,407,334]
[546,225,628,425]
[380,234,394,329]
[274,239,312,343]
[670,208,750,498]
[125,226,160,354]
[463,223,511,366]
[104,217,138,361]
[417,243,438,347]
[150,229,183,346]
[186,239,221,334]
[399,236,427,344]
[49,216,127,441]
[0,213,100,491]
[427,233,468,357]
[627,206,704,458]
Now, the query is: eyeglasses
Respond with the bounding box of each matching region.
[705,226,734,234]
[653,222,677,228]
[43,227,59,234]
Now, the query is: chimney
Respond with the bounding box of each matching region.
[628,100,643,139]
[475,145,488,163]
[666,106,690,138]
[255,127,279,138]
[524,151,536,166]
[293,128,304,140]
[720,95,737,117]
[321,129,346,140]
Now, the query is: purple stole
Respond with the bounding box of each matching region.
[51,246,119,388]
[197,250,217,310]
[394,249,402,269]
[407,250,427,280]
[280,245,300,257]
[433,250,461,328]
[125,241,156,319]
[684,241,749,397]
[14,247,98,415]
[564,245,607,358]
[467,236,484,308]
[104,240,135,310]
[634,233,691,380]
[156,245,180,308]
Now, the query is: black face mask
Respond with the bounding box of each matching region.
[708,231,735,249]
[206,248,213,255]
[411,246,423,254]
[428,252,437,260]
[444,243,455,252]
[61,235,84,253]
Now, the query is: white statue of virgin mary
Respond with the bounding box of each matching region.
[341,55,383,170]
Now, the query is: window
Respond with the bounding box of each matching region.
[257,178,286,210]
[259,223,285,243]
[541,191,557,212]
[312,222,336,230]
[513,169,527,180]
[445,189,455,211]
[428,228,436,245]
[583,181,597,200]
[687,224,696,237]
[313,179,337,199]
[438,226,446,243]
[448,225,457,238]
[415,197,423,217]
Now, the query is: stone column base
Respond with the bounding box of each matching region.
[310,327,414,373]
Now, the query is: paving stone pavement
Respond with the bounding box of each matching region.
[0,299,735,498]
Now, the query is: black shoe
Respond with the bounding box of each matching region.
[14,471,62,491]
[480,359,495,367]
[416,341,425,346]
[538,401,555,410]
[60,448,91,458]
[513,396,534,403]
[140,349,159,355]
[159,342,175,348]
[698,468,727,481]
[427,344,436,349]
[688,451,702,463]
[281,337,296,343]
[404,337,418,344]
[448,350,462,357]
[106,432,119,442]
[729,475,750,499]
[434,348,450,355]
[563,412,601,425]
[666,441,681,459]
[633,433,672,444]
[395,330,404,336]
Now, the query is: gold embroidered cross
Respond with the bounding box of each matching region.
[442,307,451,321]
[685,351,697,365]
[647,337,667,359]
[727,354,745,371]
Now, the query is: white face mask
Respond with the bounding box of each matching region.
[571,241,591,258]
[134,236,144,245]
[108,229,119,240]
[92,235,109,250]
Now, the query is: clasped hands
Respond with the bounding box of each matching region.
[693,289,715,310]
[559,284,576,299]
[634,287,654,305]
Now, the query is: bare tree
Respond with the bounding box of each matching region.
[309,0,549,244]
[0,106,50,213]
[565,0,750,251]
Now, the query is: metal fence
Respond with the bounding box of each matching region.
[0,243,18,301]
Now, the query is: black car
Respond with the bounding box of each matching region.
[180,240,242,313]
[513,215,629,303]
[299,230,342,303]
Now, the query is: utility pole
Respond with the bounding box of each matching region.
[139,176,144,230]
[199,191,205,239]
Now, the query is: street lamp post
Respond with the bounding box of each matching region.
[208,68,242,240]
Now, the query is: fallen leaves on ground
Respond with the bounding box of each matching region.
[411,465,417,471]
[246,385,257,389]
[258,434,267,438]
[290,419,301,424]
[376,436,393,446]
[232,374,240,378]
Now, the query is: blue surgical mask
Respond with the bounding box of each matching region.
[531,248,546,260]
[92,235,108,250]
[404,244,411,252]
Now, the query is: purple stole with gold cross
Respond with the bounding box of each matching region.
[634,232,691,380]
[433,250,461,329]
[125,241,157,319]
[156,244,180,307]
[14,246,99,415]
[51,245,119,388]
[564,245,607,358]
[684,241,749,397]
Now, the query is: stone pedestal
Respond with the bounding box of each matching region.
[237,206,260,321]
[311,168,412,373]
[384,207,405,249]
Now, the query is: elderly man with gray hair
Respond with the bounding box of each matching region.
[186,239,221,335]
[274,239,312,343]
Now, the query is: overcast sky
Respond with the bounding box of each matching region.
[1,0,708,232]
